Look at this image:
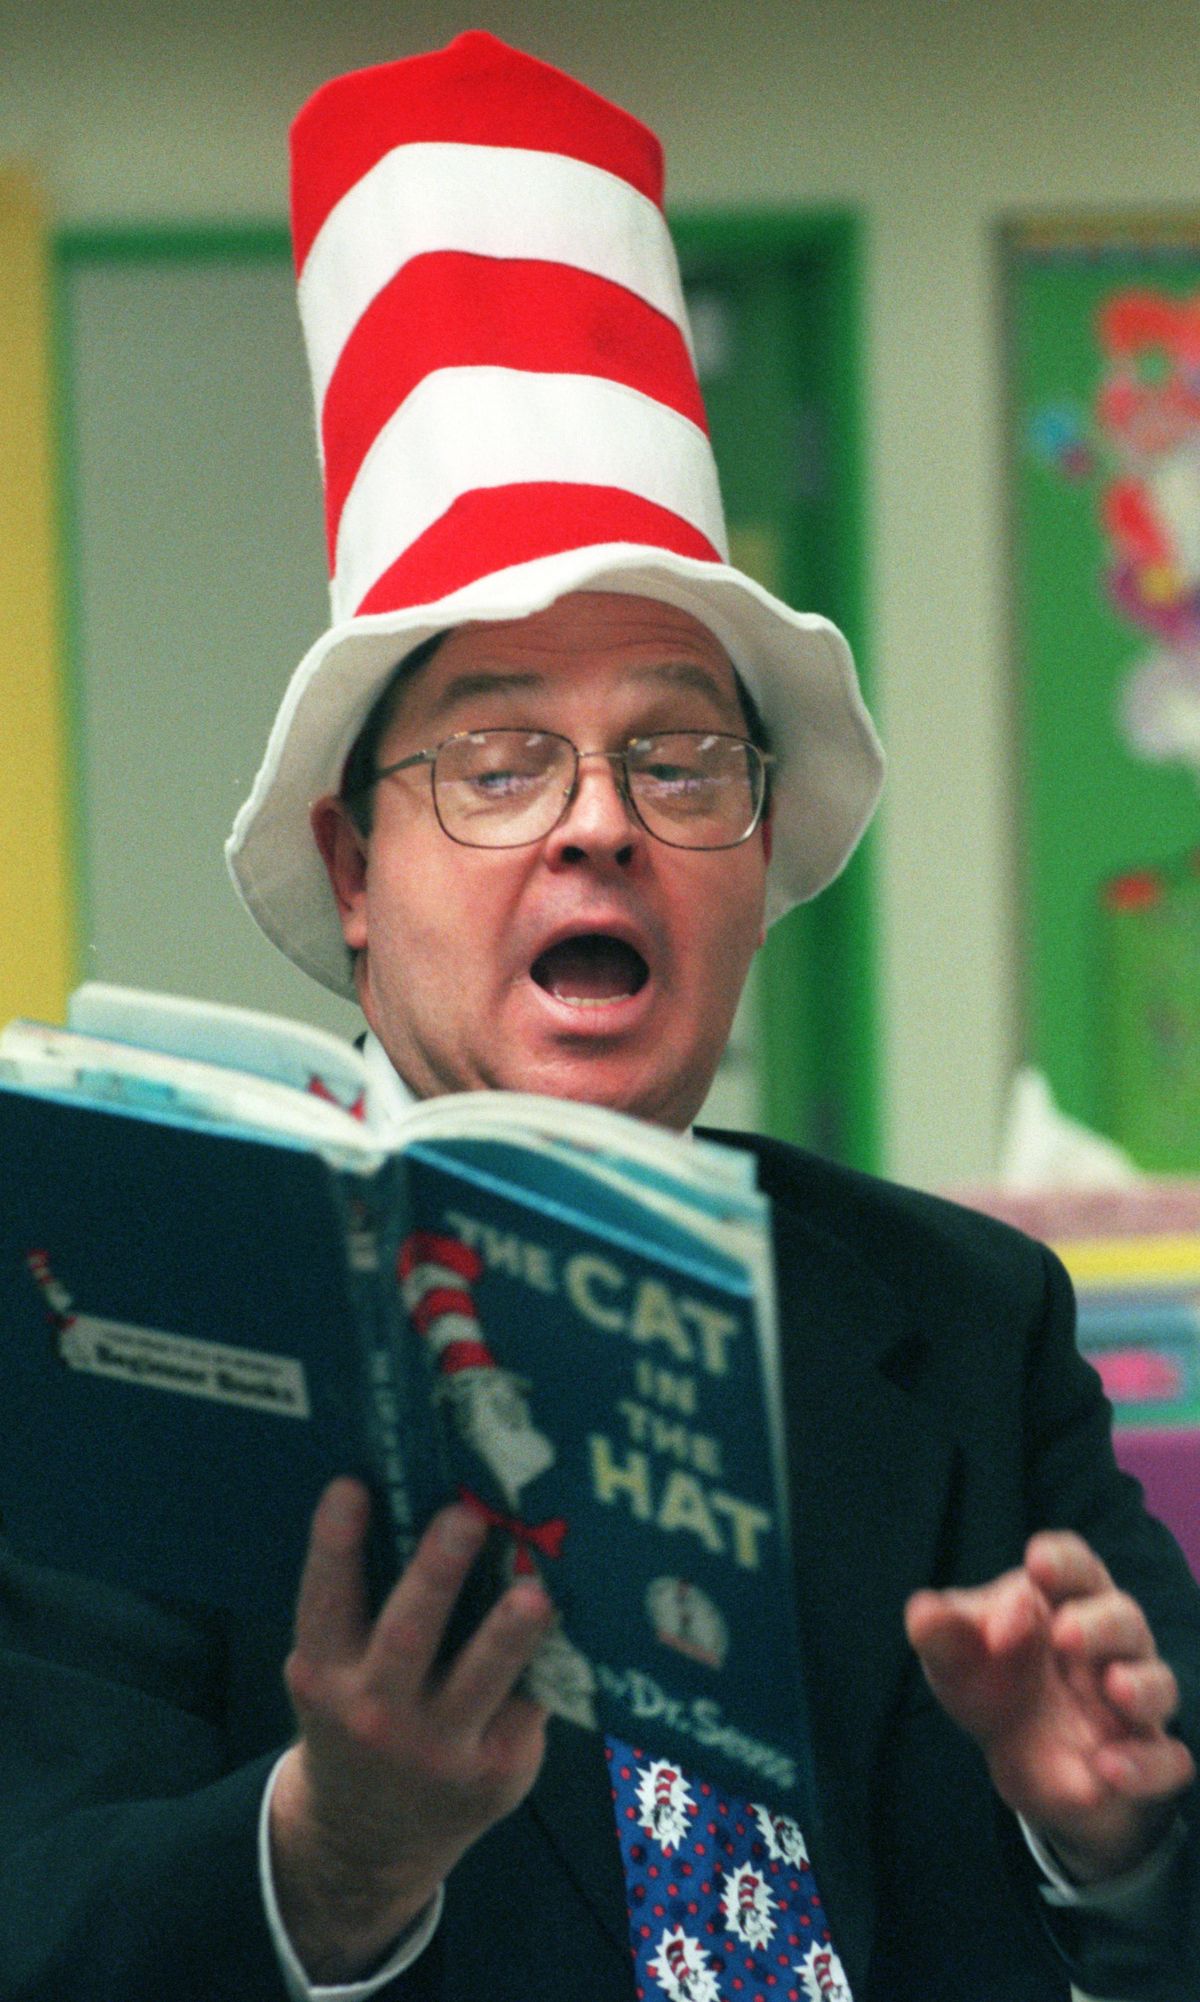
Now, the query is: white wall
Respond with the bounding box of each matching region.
[7,0,1200,1186]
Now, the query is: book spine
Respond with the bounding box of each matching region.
[331,1160,431,1594]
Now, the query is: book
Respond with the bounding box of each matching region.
[0,984,812,1817]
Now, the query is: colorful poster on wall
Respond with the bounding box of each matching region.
[1005,219,1200,1170]
[1102,848,1200,1168]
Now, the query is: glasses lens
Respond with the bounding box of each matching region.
[626,733,763,847]
[434,731,571,846]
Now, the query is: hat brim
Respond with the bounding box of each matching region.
[225,544,885,1001]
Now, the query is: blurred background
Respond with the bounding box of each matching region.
[4,0,1200,1190]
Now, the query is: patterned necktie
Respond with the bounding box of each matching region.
[607,1735,852,2002]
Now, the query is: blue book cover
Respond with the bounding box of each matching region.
[0,1063,812,1818]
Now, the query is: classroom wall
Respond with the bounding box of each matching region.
[5,0,1199,1188]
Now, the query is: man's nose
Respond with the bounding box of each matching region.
[544,750,640,865]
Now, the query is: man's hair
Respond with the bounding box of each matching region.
[338,628,773,835]
[734,674,772,812]
[341,632,447,836]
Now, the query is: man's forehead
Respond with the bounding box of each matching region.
[445,590,727,657]
[410,590,741,716]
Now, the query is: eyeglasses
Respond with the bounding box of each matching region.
[369,728,773,851]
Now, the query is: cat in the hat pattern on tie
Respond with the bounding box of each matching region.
[397,1228,597,1726]
[608,1736,852,2002]
[636,1757,698,1854]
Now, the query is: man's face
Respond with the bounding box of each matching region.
[313,592,768,1131]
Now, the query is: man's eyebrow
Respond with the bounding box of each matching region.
[626,660,742,716]
[427,671,546,718]
[428,661,741,721]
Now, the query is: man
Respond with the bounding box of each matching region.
[1,30,1196,2002]
[267,590,1198,2000]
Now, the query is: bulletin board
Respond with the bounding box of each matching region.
[1003,217,1200,1170]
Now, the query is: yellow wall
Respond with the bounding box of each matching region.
[0,170,74,1025]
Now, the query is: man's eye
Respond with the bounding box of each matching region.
[467,766,542,797]
[643,762,704,787]
[639,762,712,799]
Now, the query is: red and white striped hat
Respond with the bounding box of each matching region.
[397,1230,493,1376]
[226,31,884,999]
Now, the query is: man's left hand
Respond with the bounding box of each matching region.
[905,1531,1195,1884]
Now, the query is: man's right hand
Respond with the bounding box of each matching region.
[269,1478,555,1984]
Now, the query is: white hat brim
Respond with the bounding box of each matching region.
[226,544,885,1000]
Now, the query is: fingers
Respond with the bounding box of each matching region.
[904,1588,987,1671]
[910,1540,1173,1706]
[906,1569,1044,1674]
[1028,1534,1169,1698]
[291,1490,495,1712]
[361,1504,491,1698]
[1056,1589,1155,1668]
[1024,1530,1113,1607]
[907,1536,1195,1876]
[1104,1655,1181,1730]
[1093,1722,1196,1800]
[292,1479,374,1666]
[293,1488,554,1735]
[360,1506,554,1736]
[1097,1655,1193,1812]
[905,1572,1054,1751]
[909,1538,1188,1762]
[281,1491,554,1951]
[435,1580,555,1735]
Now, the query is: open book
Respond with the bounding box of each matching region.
[0,985,811,1814]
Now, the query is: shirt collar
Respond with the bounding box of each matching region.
[361,1028,695,1140]
[362,1029,419,1129]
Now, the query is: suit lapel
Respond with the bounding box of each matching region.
[761,1165,961,1990]
[527,1717,633,1961]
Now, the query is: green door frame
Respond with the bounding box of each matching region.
[672,211,878,1169]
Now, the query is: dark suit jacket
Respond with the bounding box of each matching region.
[2,1135,1198,2000]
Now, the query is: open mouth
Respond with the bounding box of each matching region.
[530,934,650,1007]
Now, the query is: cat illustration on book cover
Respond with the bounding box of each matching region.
[399,1229,597,1726]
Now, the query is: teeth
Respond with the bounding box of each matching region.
[549,989,631,1008]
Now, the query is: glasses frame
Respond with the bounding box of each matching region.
[367,727,775,852]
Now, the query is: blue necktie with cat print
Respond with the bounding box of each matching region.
[607,1734,852,2002]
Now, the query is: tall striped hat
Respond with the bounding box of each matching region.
[227,30,884,999]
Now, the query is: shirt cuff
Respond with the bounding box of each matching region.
[259,1752,445,2000]
[1020,1810,1188,1913]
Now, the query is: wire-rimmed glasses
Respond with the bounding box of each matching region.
[368,728,773,850]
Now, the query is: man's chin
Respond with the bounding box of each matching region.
[494,1049,706,1132]
[372,1008,713,1129]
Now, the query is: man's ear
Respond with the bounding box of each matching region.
[310,795,369,951]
